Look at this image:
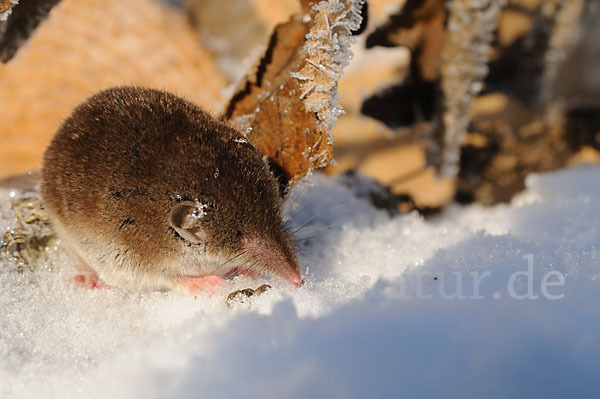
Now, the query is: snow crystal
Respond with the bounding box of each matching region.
[191,200,208,219]
[290,71,313,81]
[0,164,599,398]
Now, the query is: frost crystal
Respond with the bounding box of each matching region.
[290,72,313,81]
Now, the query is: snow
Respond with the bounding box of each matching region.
[191,200,208,220]
[1,164,600,398]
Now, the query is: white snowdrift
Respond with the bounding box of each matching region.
[1,165,599,398]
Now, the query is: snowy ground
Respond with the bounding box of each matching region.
[1,165,599,398]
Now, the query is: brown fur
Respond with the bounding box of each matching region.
[41,86,299,290]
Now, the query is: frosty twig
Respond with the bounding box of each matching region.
[431,0,504,177]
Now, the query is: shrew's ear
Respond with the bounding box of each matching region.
[169,201,207,244]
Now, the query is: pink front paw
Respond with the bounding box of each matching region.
[71,256,110,290]
[179,275,225,295]
[70,273,110,290]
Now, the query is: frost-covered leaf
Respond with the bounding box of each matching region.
[224,0,364,185]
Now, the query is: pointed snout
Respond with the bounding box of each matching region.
[284,267,304,287]
[242,237,303,287]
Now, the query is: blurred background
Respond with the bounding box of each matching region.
[1,0,598,210]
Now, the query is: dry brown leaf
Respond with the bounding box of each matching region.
[224,0,363,185]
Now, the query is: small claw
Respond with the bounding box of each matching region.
[178,275,225,295]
